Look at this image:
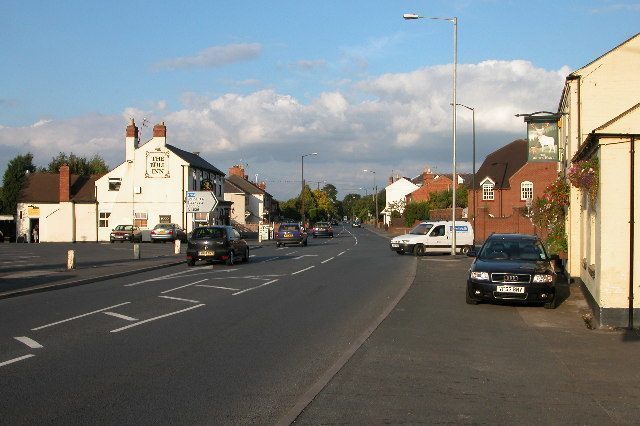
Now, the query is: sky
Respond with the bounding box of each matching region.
[1,0,639,201]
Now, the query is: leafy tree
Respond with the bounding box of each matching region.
[42,152,108,175]
[0,153,36,214]
[404,201,430,227]
[321,183,338,202]
[313,189,337,220]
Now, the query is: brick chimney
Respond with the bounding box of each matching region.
[59,164,70,202]
[125,118,139,163]
[153,121,167,146]
[228,165,248,180]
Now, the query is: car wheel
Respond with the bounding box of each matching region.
[466,286,479,305]
[544,299,556,309]
[460,246,470,255]
[243,247,250,262]
[414,244,426,257]
[226,251,235,266]
[187,259,195,267]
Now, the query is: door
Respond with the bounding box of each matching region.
[427,225,449,253]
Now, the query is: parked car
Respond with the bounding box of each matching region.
[311,221,333,238]
[150,223,187,243]
[352,219,361,228]
[186,226,249,266]
[276,223,308,247]
[466,233,558,309]
[109,225,142,243]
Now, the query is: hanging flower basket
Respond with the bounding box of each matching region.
[530,178,569,255]
[568,158,599,204]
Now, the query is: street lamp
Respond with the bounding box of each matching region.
[492,162,508,217]
[454,103,476,241]
[404,12,458,255]
[363,169,378,228]
[301,152,318,226]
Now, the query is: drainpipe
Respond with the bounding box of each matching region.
[630,137,636,329]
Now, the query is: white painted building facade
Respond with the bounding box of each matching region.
[382,177,419,225]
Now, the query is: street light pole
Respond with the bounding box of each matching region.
[404,13,458,255]
[454,103,476,241]
[363,169,378,228]
[301,152,318,226]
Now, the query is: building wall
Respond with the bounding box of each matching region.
[384,178,419,225]
[17,202,96,242]
[226,192,246,224]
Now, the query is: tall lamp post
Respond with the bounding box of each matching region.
[492,162,508,217]
[454,103,476,241]
[301,152,318,226]
[363,169,378,227]
[404,12,458,255]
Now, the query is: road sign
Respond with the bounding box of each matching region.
[185,191,219,213]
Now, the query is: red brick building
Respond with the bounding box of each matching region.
[467,139,558,241]
[406,169,457,203]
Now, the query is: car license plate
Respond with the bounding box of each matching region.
[284,232,292,237]
[496,285,524,293]
[391,243,399,248]
[199,250,214,256]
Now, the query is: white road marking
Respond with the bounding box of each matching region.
[292,266,315,275]
[125,269,193,286]
[102,311,138,321]
[0,354,35,368]
[160,279,208,294]
[293,254,318,260]
[321,257,335,264]
[110,304,206,333]
[232,279,279,296]
[14,336,43,349]
[337,251,347,257]
[32,302,131,330]
[261,256,280,263]
[195,284,239,291]
[158,295,201,304]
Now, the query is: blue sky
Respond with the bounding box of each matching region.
[1,0,639,199]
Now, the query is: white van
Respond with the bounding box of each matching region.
[390,220,474,256]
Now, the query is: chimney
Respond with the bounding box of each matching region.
[125,118,139,163]
[258,181,266,190]
[59,164,70,202]
[153,121,167,145]
[228,165,247,180]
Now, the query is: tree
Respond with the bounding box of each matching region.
[321,183,338,202]
[0,153,36,214]
[404,201,430,227]
[42,152,109,175]
[312,189,337,220]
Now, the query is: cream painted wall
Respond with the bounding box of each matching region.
[17,202,96,242]
[226,192,246,224]
[384,178,419,224]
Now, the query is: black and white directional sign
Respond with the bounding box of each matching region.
[186,191,219,213]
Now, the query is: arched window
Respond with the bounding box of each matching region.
[482,182,495,201]
[521,181,533,201]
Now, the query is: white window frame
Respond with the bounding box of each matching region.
[521,181,533,201]
[99,211,111,228]
[480,177,495,201]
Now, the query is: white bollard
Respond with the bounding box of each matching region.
[174,239,181,254]
[133,243,140,260]
[67,250,75,270]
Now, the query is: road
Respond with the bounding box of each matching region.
[0,225,415,424]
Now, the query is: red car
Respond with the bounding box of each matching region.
[110,225,142,243]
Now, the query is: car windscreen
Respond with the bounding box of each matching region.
[114,225,130,231]
[154,224,172,229]
[279,225,299,231]
[191,228,225,239]
[315,223,330,227]
[409,223,433,235]
[478,239,548,261]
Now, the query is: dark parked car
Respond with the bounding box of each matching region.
[311,221,333,238]
[466,234,558,309]
[276,223,307,247]
[150,223,187,243]
[110,225,142,243]
[186,226,249,266]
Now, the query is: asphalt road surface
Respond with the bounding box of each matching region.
[0,225,415,424]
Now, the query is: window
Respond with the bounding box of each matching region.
[99,212,111,228]
[108,178,122,191]
[134,212,148,228]
[482,182,495,201]
[521,181,533,201]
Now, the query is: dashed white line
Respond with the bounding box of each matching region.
[293,254,318,260]
[321,257,335,264]
[102,312,138,321]
[0,354,35,367]
[292,266,315,275]
[158,295,201,304]
[110,304,206,333]
[32,302,131,330]
[195,284,239,291]
[262,256,281,263]
[160,279,208,294]
[337,251,347,257]
[14,336,43,349]
[232,279,279,296]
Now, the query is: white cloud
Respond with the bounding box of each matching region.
[153,43,262,71]
[0,60,566,200]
